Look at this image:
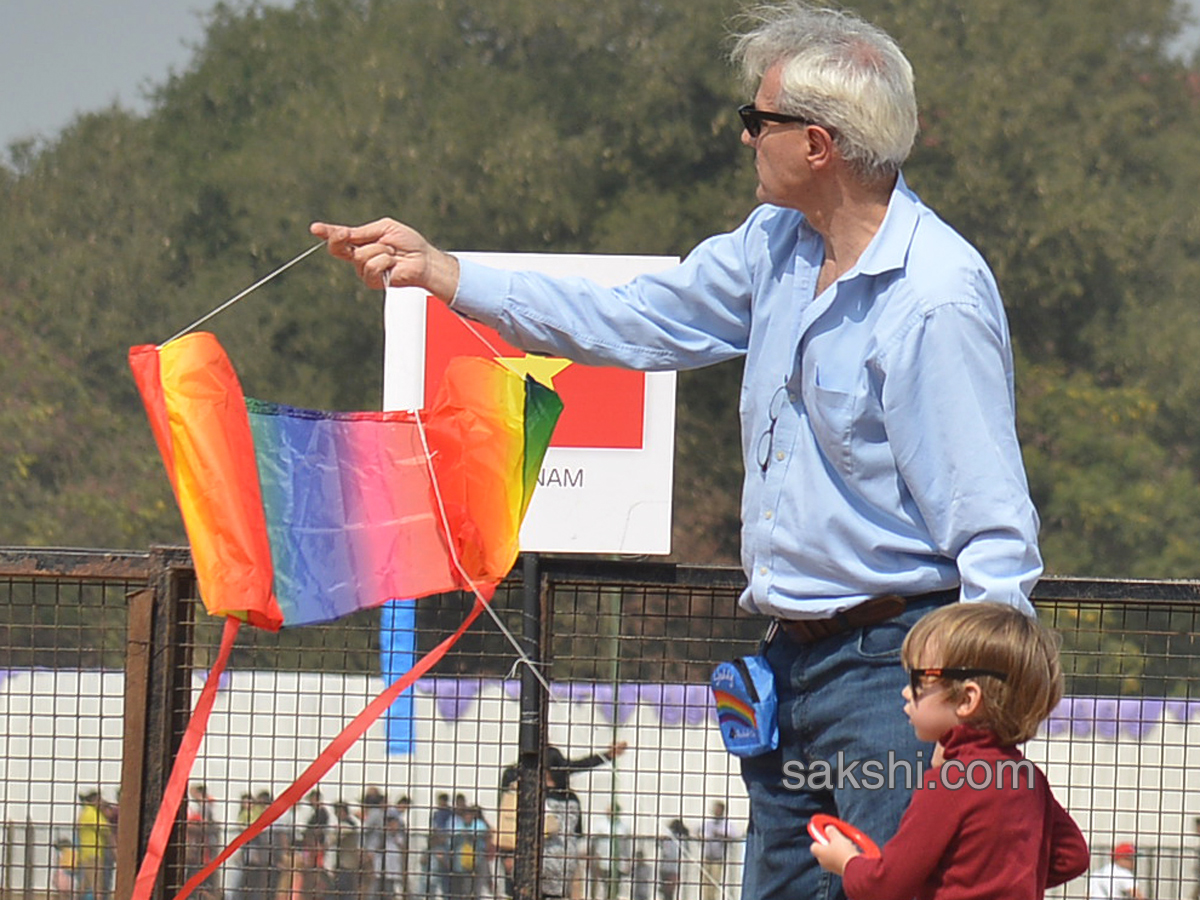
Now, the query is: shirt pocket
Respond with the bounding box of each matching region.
[805,382,857,476]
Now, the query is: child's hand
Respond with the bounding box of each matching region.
[810,826,862,875]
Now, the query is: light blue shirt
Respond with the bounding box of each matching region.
[451,176,1041,618]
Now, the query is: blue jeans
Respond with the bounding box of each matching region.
[739,596,949,900]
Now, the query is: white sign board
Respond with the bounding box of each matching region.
[384,253,678,555]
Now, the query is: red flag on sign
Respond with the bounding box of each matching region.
[424,298,645,449]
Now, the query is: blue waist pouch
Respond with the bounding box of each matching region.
[711,654,779,757]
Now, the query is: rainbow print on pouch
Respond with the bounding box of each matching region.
[711,655,780,757]
[714,688,759,734]
[129,332,562,631]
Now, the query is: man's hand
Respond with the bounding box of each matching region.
[309,218,461,298]
[810,826,862,876]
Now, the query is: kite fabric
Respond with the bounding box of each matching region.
[128,332,562,630]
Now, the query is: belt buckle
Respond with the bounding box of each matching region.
[764,619,780,646]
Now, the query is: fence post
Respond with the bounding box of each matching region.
[22,819,32,900]
[116,546,197,900]
[512,554,548,900]
[2,820,10,900]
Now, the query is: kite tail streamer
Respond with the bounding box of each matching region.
[130,616,241,900]
[164,598,487,900]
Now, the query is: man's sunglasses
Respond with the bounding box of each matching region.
[737,103,816,138]
[908,667,1008,698]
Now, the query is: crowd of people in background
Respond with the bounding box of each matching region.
[47,777,1182,900]
[208,780,736,900]
[52,777,742,900]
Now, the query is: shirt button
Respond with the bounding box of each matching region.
[764,510,773,520]
[759,566,768,576]
[788,391,797,403]
[775,450,786,461]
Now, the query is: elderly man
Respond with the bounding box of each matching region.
[312,4,1040,899]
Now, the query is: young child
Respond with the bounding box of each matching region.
[811,602,1089,900]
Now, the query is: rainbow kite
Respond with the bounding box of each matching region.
[126,273,562,900]
[128,332,562,630]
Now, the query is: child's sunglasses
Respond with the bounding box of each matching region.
[908,666,1008,698]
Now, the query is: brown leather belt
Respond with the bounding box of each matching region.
[774,588,958,645]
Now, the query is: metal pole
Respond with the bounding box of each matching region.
[512,554,548,900]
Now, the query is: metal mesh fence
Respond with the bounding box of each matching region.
[0,552,1197,900]
[0,553,142,900]
[1036,593,1200,900]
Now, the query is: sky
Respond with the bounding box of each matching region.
[0,0,289,153]
[0,0,1197,156]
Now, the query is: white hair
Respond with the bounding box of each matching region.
[731,2,918,180]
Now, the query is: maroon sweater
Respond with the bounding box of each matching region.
[842,726,1089,900]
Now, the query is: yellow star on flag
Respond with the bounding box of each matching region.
[498,354,572,389]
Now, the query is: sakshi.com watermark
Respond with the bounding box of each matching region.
[782,751,1036,791]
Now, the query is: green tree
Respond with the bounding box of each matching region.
[879,0,1200,367]
[1,0,1199,582]
[1020,364,1200,577]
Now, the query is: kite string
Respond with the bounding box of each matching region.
[456,311,510,360]
[159,242,326,348]
[413,409,554,695]
[160,239,517,363]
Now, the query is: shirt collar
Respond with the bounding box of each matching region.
[939,723,1023,760]
[851,171,921,278]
